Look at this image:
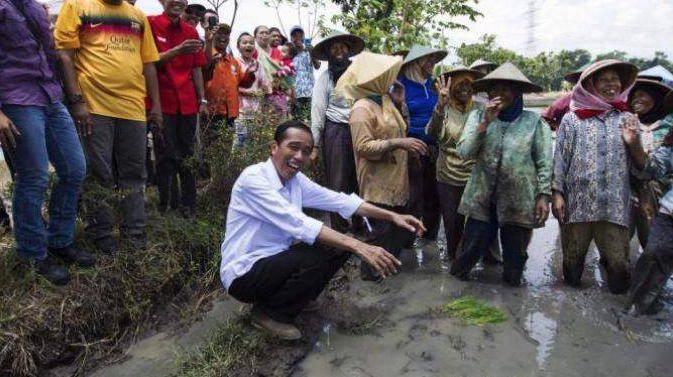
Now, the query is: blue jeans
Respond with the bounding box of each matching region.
[3,103,86,260]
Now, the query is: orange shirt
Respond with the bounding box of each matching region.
[206,53,254,118]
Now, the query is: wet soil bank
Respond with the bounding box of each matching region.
[78,221,672,377]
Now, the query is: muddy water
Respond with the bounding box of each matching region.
[294,220,673,377]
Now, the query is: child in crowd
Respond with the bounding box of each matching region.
[268,42,297,121]
[236,32,270,148]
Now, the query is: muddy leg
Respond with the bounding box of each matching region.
[450,216,497,280]
[360,204,406,281]
[500,226,532,286]
[593,221,630,294]
[627,213,673,314]
[436,182,465,260]
[560,222,593,288]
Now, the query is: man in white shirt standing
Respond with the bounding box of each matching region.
[221,120,426,340]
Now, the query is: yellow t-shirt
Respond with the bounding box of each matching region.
[54,0,159,121]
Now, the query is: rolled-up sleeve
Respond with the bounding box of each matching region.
[232,174,324,244]
[298,173,364,218]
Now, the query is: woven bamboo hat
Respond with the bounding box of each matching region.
[402,45,448,67]
[469,59,498,73]
[472,62,542,93]
[564,62,593,84]
[312,31,365,61]
[578,59,638,89]
[437,66,485,82]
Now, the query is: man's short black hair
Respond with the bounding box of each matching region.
[274,120,313,144]
[253,25,268,36]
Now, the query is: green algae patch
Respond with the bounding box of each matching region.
[435,296,507,326]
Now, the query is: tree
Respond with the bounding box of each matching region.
[329,0,482,53]
[205,0,241,27]
[263,0,326,38]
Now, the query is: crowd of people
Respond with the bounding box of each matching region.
[1,0,672,342]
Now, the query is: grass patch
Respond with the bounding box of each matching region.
[174,317,266,377]
[435,296,507,326]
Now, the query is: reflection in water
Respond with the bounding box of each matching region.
[525,311,558,371]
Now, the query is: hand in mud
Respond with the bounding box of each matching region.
[390,213,426,238]
[535,195,550,225]
[355,242,401,279]
[551,191,565,224]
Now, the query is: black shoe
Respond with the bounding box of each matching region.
[49,244,96,267]
[94,236,118,254]
[34,256,71,286]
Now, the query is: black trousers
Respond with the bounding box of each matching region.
[228,243,349,323]
[628,213,673,314]
[450,203,532,283]
[407,151,441,240]
[360,203,409,280]
[156,113,197,210]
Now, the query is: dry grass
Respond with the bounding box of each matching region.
[0,122,291,377]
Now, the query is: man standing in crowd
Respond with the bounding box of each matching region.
[310,32,365,233]
[289,25,319,122]
[148,0,208,218]
[1,0,94,285]
[204,25,256,127]
[221,120,425,340]
[55,0,162,252]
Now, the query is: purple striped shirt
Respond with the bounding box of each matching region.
[0,0,63,108]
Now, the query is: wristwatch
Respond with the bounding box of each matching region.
[67,94,85,105]
[200,99,208,105]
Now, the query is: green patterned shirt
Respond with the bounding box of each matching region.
[457,109,552,228]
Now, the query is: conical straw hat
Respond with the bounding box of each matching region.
[312,31,365,61]
[469,58,497,72]
[403,45,448,67]
[564,62,593,84]
[472,62,542,93]
[336,52,404,101]
[578,59,638,90]
[437,66,485,82]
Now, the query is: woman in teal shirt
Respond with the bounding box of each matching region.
[449,62,552,286]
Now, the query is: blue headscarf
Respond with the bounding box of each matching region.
[497,93,524,122]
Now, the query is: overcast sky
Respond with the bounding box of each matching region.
[46,0,672,62]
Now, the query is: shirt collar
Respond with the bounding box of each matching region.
[157,13,184,29]
[262,159,285,191]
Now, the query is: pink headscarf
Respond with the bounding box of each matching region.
[570,60,635,119]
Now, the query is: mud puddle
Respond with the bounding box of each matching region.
[294,220,673,377]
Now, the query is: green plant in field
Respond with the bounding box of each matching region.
[174,318,266,377]
[435,296,507,326]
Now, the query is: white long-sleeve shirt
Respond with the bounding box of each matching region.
[310,70,351,146]
[219,159,364,289]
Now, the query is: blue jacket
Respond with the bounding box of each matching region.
[400,75,437,144]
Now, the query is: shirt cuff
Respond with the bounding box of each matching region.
[337,193,365,219]
[298,216,324,245]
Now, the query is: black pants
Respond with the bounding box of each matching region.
[322,120,360,233]
[450,203,531,284]
[228,243,349,323]
[156,113,197,211]
[437,182,466,259]
[628,213,673,314]
[407,151,441,240]
[360,203,409,280]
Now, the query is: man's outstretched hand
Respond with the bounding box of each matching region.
[390,213,426,238]
[355,242,402,279]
